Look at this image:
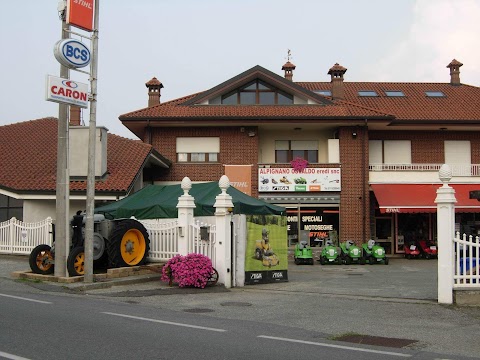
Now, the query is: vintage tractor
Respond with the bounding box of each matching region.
[29,211,150,277]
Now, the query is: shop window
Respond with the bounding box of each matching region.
[287,207,339,247]
[275,140,318,163]
[0,194,23,222]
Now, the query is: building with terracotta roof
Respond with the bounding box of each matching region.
[119,58,480,255]
[0,117,171,222]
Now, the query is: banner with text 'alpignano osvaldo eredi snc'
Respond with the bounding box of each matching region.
[245,215,288,284]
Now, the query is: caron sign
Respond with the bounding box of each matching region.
[45,75,89,108]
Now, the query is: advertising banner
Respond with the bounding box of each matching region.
[45,75,89,108]
[225,165,252,196]
[258,167,341,192]
[66,0,95,32]
[244,215,288,284]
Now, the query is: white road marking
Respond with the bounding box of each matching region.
[0,293,52,304]
[102,312,227,332]
[0,350,32,360]
[258,335,412,357]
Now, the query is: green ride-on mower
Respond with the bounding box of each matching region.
[318,239,341,265]
[294,241,314,265]
[362,239,389,265]
[340,240,365,265]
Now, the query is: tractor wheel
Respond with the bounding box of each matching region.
[29,244,54,275]
[294,258,300,265]
[107,219,150,268]
[384,257,389,265]
[319,257,326,265]
[67,246,85,276]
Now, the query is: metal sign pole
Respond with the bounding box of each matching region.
[84,0,100,283]
[55,17,70,278]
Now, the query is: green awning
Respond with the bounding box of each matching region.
[95,182,285,219]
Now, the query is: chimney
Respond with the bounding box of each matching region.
[282,61,296,81]
[145,77,164,107]
[447,59,463,85]
[69,106,81,126]
[328,63,347,100]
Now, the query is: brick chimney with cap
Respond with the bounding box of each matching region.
[146,77,164,107]
[282,60,296,81]
[328,63,347,100]
[447,59,463,85]
[69,106,82,126]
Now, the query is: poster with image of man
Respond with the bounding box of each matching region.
[245,215,288,284]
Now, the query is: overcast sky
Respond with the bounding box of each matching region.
[1,0,479,139]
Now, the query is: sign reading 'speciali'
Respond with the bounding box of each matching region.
[45,75,89,108]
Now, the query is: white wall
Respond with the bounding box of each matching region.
[23,199,88,223]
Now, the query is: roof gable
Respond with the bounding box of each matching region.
[183,65,332,106]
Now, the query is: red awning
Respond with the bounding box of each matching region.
[371,184,480,214]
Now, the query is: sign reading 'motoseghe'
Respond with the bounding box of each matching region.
[45,75,89,108]
[66,0,95,32]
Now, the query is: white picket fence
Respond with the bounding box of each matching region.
[453,232,480,288]
[0,217,53,255]
[0,217,216,267]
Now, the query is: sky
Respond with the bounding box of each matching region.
[1,0,479,139]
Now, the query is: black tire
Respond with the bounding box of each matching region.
[384,257,389,265]
[29,244,54,275]
[319,256,326,265]
[107,219,150,268]
[406,254,411,259]
[255,248,262,260]
[309,258,314,265]
[294,258,300,265]
[345,256,352,265]
[359,257,366,265]
[67,246,85,277]
[206,268,219,287]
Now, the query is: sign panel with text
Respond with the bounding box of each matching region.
[66,0,95,32]
[258,167,341,192]
[45,75,89,108]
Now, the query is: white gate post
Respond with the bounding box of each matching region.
[177,177,195,256]
[435,164,456,304]
[214,175,234,288]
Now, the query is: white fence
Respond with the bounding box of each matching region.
[0,217,217,267]
[453,232,480,288]
[0,217,53,255]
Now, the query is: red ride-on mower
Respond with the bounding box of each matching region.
[404,241,421,259]
[418,240,438,259]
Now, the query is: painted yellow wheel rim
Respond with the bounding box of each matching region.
[74,252,85,275]
[120,229,146,265]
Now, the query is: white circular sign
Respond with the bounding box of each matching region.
[54,39,91,69]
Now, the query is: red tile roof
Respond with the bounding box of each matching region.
[296,82,480,121]
[0,118,155,194]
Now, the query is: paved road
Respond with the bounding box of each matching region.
[1,254,479,358]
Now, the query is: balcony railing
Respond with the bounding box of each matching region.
[369,164,480,176]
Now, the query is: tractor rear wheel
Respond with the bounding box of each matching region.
[107,219,150,268]
[29,244,54,275]
[67,246,85,276]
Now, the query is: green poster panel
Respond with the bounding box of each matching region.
[244,215,288,284]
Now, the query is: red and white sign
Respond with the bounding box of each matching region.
[45,75,89,108]
[66,0,95,32]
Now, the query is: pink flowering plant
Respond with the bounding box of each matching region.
[161,253,214,288]
[290,157,309,172]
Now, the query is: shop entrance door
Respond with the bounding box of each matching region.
[375,217,393,254]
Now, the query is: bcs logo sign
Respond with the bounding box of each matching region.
[54,39,91,69]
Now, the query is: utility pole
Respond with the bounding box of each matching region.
[54,15,70,278]
[84,0,100,283]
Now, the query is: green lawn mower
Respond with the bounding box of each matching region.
[362,239,389,265]
[318,239,340,265]
[340,240,365,265]
[294,241,314,265]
